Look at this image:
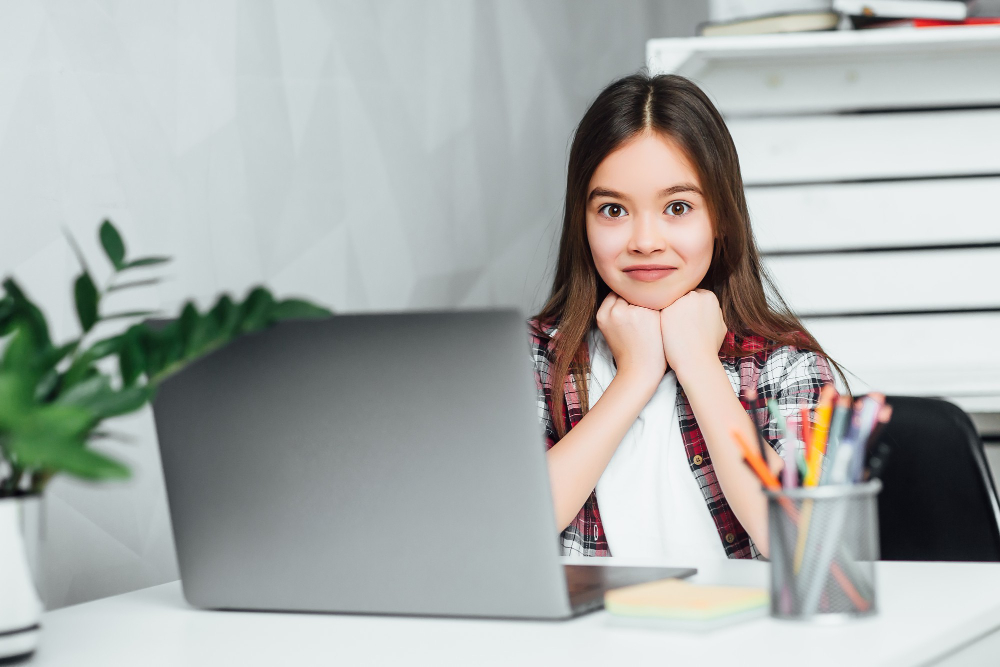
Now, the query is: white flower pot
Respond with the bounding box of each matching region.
[0,495,43,661]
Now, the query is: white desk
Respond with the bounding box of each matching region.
[30,560,1000,666]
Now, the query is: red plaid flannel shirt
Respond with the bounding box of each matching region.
[529,319,833,559]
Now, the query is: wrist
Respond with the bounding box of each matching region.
[613,365,664,395]
[671,354,723,387]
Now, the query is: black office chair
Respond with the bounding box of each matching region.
[877,396,1000,561]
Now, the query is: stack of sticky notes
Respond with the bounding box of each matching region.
[604,579,769,631]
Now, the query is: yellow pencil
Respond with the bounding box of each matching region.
[803,385,836,487]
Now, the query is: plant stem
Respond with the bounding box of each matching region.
[29,470,54,495]
[1,467,24,495]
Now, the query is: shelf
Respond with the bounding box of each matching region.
[647,26,1000,115]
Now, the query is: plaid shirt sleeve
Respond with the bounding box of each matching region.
[529,328,559,451]
[528,321,610,556]
[751,346,836,461]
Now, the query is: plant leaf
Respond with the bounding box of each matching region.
[187,311,219,360]
[27,339,79,401]
[9,431,130,481]
[106,278,162,293]
[1,326,38,375]
[85,335,123,360]
[56,375,149,421]
[139,322,173,379]
[61,335,122,390]
[2,278,51,348]
[91,385,150,420]
[61,227,91,276]
[101,310,160,321]
[177,302,199,349]
[34,369,60,403]
[99,220,126,271]
[56,375,113,408]
[0,296,13,333]
[74,272,100,332]
[209,295,240,339]
[119,328,146,386]
[40,340,80,372]
[0,373,32,430]
[89,430,138,444]
[8,403,93,446]
[122,257,170,270]
[270,298,332,321]
[239,287,275,333]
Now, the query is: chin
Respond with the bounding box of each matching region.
[616,289,682,311]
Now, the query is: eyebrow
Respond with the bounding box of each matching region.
[588,183,703,202]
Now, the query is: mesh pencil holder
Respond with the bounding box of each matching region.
[765,480,881,622]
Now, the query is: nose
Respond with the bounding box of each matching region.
[627,211,667,255]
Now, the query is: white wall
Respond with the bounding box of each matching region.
[0,0,706,609]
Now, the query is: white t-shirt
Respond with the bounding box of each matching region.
[588,329,728,562]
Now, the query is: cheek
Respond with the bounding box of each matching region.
[586,221,623,279]
[675,221,715,278]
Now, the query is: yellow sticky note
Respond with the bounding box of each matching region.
[604,579,768,621]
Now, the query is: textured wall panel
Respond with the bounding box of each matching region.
[0,0,704,608]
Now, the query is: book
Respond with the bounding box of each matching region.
[698,11,841,37]
[833,0,969,21]
[604,579,769,631]
[853,15,1000,26]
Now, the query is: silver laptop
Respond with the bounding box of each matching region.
[152,309,694,619]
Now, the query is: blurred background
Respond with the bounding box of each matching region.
[1,0,997,609]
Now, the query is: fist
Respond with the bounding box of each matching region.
[595,292,666,386]
[659,289,727,380]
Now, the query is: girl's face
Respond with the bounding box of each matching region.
[586,132,714,311]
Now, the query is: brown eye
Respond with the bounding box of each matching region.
[599,204,627,218]
[667,202,691,216]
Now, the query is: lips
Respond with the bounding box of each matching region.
[623,265,677,282]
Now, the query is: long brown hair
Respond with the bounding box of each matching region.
[533,72,837,438]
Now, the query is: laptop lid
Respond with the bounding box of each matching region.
[153,310,575,619]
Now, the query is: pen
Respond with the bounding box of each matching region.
[848,394,885,483]
[800,407,813,465]
[862,405,893,467]
[820,395,852,485]
[766,399,799,488]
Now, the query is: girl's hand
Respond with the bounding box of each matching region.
[659,289,727,382]
[595,292,666,389]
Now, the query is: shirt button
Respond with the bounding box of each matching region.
[693,454,704,465]
[725,533,736,544]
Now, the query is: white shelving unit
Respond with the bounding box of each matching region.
[648,27,1000,424]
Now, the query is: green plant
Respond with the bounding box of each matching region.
[0,220,331,496]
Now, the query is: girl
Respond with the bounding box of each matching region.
[529,73,835,561]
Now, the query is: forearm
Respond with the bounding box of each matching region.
[676,359,782,558]
[546,372,658,532]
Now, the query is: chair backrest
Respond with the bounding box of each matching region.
[878,396,1000,561]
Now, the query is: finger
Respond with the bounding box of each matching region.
[694,288,719,304]
[610,295,629,317]
[596,292,617,320]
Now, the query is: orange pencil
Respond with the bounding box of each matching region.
[733,430,781,490]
